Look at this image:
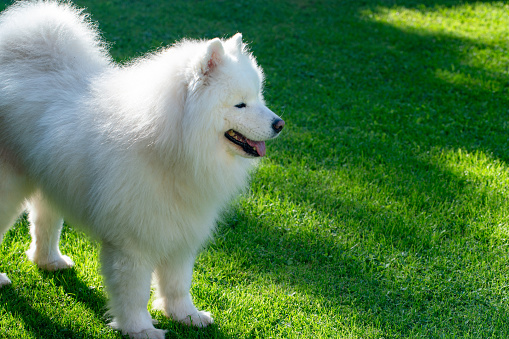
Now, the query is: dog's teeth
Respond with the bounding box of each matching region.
[227,130,248,144]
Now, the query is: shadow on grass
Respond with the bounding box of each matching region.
[0,278,104,338]
[1,260,233,338]
[40,268,108,318]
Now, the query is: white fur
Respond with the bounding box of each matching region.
[0,1,283,338]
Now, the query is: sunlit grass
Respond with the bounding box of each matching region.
[361,3,509,41]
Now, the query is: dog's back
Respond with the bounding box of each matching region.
[0,1,109,76]
[0,1,111,175]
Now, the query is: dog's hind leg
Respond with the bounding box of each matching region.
[0,157,33,287]
[26,192,74,271]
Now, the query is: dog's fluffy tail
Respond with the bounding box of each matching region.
[0,0,111,74]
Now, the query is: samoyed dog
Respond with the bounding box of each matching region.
[0,1,284,338]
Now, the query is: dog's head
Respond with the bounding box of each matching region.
[187,34,284,159]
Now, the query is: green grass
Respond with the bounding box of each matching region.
[2,0,509,337]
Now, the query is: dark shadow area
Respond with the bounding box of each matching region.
[0,281,105,338]
[39,268,108,319]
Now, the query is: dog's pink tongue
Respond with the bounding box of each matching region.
[247,139,266,157]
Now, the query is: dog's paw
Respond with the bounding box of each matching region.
[43,254,75,271]
[178,310,214,328]
[0,273,11,287]
[125,328,167,339]
[152,297,214,328]
[27,249,75,271]
[110,317,166,339]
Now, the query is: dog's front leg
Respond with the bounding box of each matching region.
[100,243,166,339]
[152,253,213,327]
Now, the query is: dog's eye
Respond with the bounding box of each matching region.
[235,103,246,108]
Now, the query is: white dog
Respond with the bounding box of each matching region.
[0,1,284,338]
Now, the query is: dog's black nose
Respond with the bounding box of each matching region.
[272,119,285,133]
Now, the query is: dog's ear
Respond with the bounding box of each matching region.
[227,33,243,55]
[201,38,225,76]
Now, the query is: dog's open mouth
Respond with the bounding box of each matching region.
[225,129,266,157]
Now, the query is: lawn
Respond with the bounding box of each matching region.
[2,0,509,338]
